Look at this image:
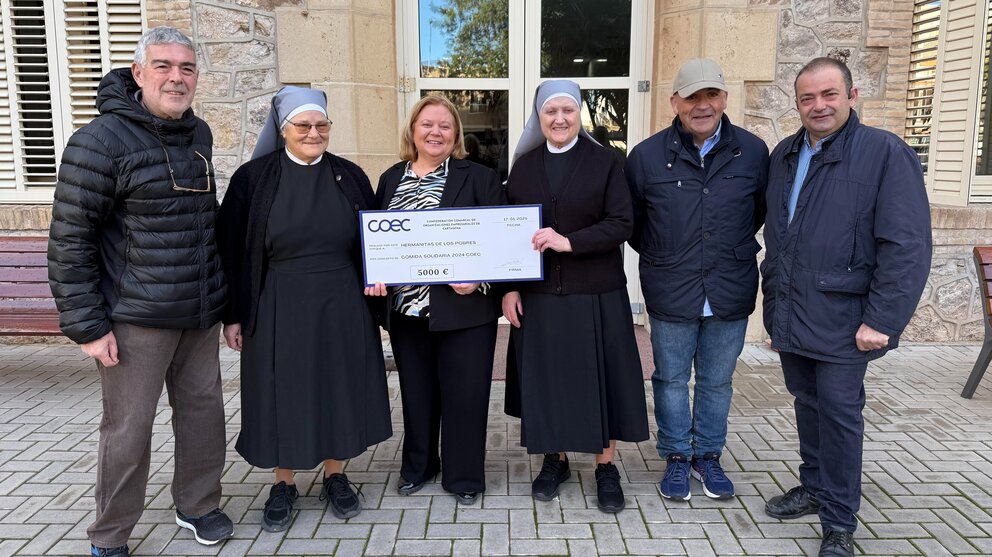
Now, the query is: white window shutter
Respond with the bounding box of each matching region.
[905,0,940,173]
[0,4,17,187]
[105,0,144,68]
[62,1,103,130]
[0,0,142,201]
[7,0,58,192]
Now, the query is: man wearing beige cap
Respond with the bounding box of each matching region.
[625,58,768,501]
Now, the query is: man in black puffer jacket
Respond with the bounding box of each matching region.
[48,27,232,557]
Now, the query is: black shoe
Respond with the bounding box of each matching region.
[320,473,362,519]
[532,453,570,501]
[819,528,854,557]
[91,545,129,557]
[175,508,234,545]
[261,481,298,532]
[765,485,821,519]
[455,491,479,505]
[595,462,625,513]
[397,473,435,496]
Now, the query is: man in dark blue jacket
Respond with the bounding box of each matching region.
[761,57,932,557]
[626,59,768,502]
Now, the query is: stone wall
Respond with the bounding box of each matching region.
[149,0,298,198]
[742,0,910,148]
[903,207,992,342]
[142,0,398,200]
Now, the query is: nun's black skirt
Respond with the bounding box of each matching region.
[505,287,649,454]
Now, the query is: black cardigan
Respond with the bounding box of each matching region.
[217,150,381,335]
[505,137,633,295]
[376,157,507,332]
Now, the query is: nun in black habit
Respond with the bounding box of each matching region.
[501,79,649,513]
[217,86,391,530]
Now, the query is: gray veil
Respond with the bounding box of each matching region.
[511,79,599,164]
[252,86,328,160]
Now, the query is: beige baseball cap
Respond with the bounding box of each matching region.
[672,58,727,97]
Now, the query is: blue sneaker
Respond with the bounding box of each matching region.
[659,454,691,501]
[91,545,129,557]
[691,452,734,499]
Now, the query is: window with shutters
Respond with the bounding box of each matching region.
[976,3,992,177]
[905,0,940,173]
[0,0,143,203]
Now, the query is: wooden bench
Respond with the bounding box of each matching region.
[0,237,61,336]
[962,246,992,398]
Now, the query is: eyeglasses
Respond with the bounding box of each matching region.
[165,149,214,193]
[287,120,332,134]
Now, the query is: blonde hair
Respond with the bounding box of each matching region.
[399,95,467,162]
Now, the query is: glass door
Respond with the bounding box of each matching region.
[524,0,634,158]
[399,0,652,319]
[400,0,524,181]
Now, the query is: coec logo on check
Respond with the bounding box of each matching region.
[367,218,412,232]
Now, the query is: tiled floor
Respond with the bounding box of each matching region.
[0,339,989,556]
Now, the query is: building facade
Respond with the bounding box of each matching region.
[0,0,989,342]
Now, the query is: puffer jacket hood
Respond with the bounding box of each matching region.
[48,67,226,343]
[96,67,152,122]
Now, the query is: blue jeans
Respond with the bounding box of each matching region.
[650,315,747,458]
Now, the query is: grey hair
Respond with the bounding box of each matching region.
[133,27,195,65]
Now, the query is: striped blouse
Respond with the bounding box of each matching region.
[387,158,448,317]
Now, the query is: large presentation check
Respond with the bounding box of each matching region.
[360,205,543,286]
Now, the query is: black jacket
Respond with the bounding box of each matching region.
[217,150,379,335]
[376,158,507,332]
[625,115,769,322]
[505,137,632,296]
[762,111,932,363]
[48,68,226,344]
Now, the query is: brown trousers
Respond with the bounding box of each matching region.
[87,322,226,548]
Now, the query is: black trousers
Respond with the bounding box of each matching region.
[389,313,497,493]
[779,351,868,533]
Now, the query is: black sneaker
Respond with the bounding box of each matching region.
[819,528,854,557]
[532,453,570,501]
[595,462,625,513]
[91,545,129,557]
[262,481,298,532]
[765,485,821,519]
[397,472,436,496]
[320,473,362,519]
[455,491,480,505]
[175,508,234,545]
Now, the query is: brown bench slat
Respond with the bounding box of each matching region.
[0,253,49,267]
[981,263,992,281]
[0,237,48,253]
[0,236,60,336]
[0,283,54,297]
[0,267,48,281]
[976,246,992,263]
[0,316,61,335]
[0,298,58,310]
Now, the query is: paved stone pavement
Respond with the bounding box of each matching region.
[0,340,990,556]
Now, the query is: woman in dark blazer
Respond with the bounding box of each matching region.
[366,95,506,504]
[502,80,648,513]
[217,87,391,530]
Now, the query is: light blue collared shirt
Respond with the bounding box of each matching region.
[697,123,722,318]
[788,131,832,223]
